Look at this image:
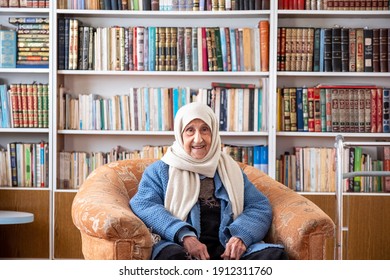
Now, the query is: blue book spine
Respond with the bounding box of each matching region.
[219,88,227,131]
[259,145,269,174]
[111,0,118,10]
[143,27,149,71]
[253,145,261,170]
[1,85,10,127]
[181,87,187,108]
[149,27,156,71]
[296,87,304,132]
[258,88,262,131]
[173,88,179,118]
[219,27,227,71]
[229,28,237,71]
[192,28,199,71]
[319,28,325,72]
[0,30,17,68]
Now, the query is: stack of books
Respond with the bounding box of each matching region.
[9,17,49,68]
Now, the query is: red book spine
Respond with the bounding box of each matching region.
[314,87,322,132]
[201,28,208,71]
[377,88,383,132]
[371,88,378,133]
[10,84,20,128]
[298,0,305,9]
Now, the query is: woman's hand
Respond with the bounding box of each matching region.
[221,237,247,260]
[182,236,210,260]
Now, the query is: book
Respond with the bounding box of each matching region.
[363,28,373,72]
[259,20,269,72]
[353,146,362,192]
[331,27,342,72]
[355,28,364,72]
[0,28,17,68]
[379,28,388,72]
[348,28,356,72]
[341,28,349,72]
[372,28,380,72]
[383,88,390,133]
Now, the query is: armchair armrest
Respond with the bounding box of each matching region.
[240,164,335,260]
[71,163,153,259]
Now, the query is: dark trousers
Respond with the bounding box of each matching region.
[154,244,289,260]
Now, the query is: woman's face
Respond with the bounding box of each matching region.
[182,119,212,159]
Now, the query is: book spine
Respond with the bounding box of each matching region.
[383,88,390,133]
[363,28,373,72]
[331,27,342,72]
[259,20,269,71]
[355,28,364,72]
[0,30,17,68]
[341,28,349,72]
[379,28,388,72]
[323,28,333,72]
[377,88,383,133]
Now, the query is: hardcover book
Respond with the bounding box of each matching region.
[0,28,17,68]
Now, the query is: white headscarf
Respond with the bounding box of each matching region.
[161,102,244,221]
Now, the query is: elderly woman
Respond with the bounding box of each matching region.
[130,102,287,260]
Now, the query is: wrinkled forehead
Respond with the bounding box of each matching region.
[182,116,212,132]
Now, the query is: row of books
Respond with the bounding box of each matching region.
[0,141,49,188]
[58,81,268,132]
[342,146,390,193]
[58,0,270,10]
[8,17,50,68]
[276,147,336,192]
[0,83,49,128]
[277,85,390,133]
[278,0,390,10]
[58,143,268,189]
[0,0,49,8]
[222,144,268,174]
[277,26,390,73]
[58,19,270,72]
[58,145,167,189]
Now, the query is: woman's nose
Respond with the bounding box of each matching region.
[193,130,202,142]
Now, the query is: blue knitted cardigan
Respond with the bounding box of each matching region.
[129,160,283,259]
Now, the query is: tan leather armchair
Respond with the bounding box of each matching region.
[71,158,335,260]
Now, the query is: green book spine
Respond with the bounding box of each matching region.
[353,146,362,192]
[214,28,223,71]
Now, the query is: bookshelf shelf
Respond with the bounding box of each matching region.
[0,128,49,133]
[277,10,390,18]
[0,68,49,73]
[57,70,270,76]
[0,8,50,14]
[277,72,390,77]
[56,9,270,18]
[276,132,390,138]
